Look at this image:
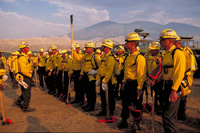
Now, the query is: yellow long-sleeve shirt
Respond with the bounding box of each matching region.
[18,53,32,78]
[62,56,73,76]
[114,54,125,76]
[0,56,7,69]
[99,52,115,84]
[46,55,54,72]
[162,45,186,91]
[80,52,101,81]
[38,55,46,67]
[52,53,59,69]
[11,56,19,74]
[73,50,83,70]
[122,50,146,90]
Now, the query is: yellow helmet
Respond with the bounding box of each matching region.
[83,48,86,52]
[0,48,3,52]
[61,49,67,54]
[102,39,113,49]
[96,49,101,53]
[18,41,29,49]
[51,45,57,50]
[176,36,181,42]
[58,49,62,54]
[125,32,140,42]
[73,43,80,48]
[12,52,15,55]
[40,48,44,52]
[15,51,20,55]
[149,41,161,50]
[27,51,32,55]
[85,42,94,48]
[33,53,37,56]
[159,29,178,39]
[48,48,52,52]
[117,46,124,51]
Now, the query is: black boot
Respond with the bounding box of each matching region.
[117,119,128,129]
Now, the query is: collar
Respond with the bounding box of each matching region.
[166,45,176,53]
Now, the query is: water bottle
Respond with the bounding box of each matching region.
[177,91,183,98]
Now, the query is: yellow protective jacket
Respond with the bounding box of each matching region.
[11,56,19,74]
[0,56,7,69]
[122,50,146,90]
[73,50,83,71]
[31,56,38,69]
[46,55,54,72]
[18,53,32,78]
[38,55,46,67]
[62,56,73,76]
[57,55,63,71]
[162,45,186,91]
[99,52,115,84]
[114,54,125,76]
[51,53,59,69]
[7,56,13,70]
[144,50,162,85]
[80,52,101,81]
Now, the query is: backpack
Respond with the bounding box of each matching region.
[85,54,99,70]
[171,47,197,96]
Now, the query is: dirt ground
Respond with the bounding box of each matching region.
[0,69,200,132]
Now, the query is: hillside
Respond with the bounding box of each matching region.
[1,21,200,53]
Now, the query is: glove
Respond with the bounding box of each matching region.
[18,80,29,89]
[89,69,97,75]
[102,82,108,91]
[3,75,8,81]
[95,80,99,86]
[71,44,76,51]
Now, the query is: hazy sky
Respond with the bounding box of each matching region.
[0,0,200,39]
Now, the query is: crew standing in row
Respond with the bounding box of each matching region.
[117,32,146,129]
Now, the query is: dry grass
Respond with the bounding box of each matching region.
[0,68,200,132]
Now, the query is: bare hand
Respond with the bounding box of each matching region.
[48,72,51,76]
[169,90,178,103]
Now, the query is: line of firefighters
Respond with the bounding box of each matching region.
[0,28,197,132]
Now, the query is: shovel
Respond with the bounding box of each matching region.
[0,90,13,125]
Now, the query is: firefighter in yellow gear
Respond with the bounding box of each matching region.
[27,51,36,87]
[95,39,116,117]
[96,49,101,57]
[113,46,125,100]
[175,36,197,120]
[79,42,101,111]
[0,49,7,70]
[38,48,47,89]
[159,29,186,132]
[51,45,61,96]
[32,53,38,69]
[118,32,146,129]
[10,51,20,89]
[7,52,14,81]
[59,49,72,103]
[45,48,54,94]
[71,43,84,105]
[15,41,36,112]
[144,41,163,112]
